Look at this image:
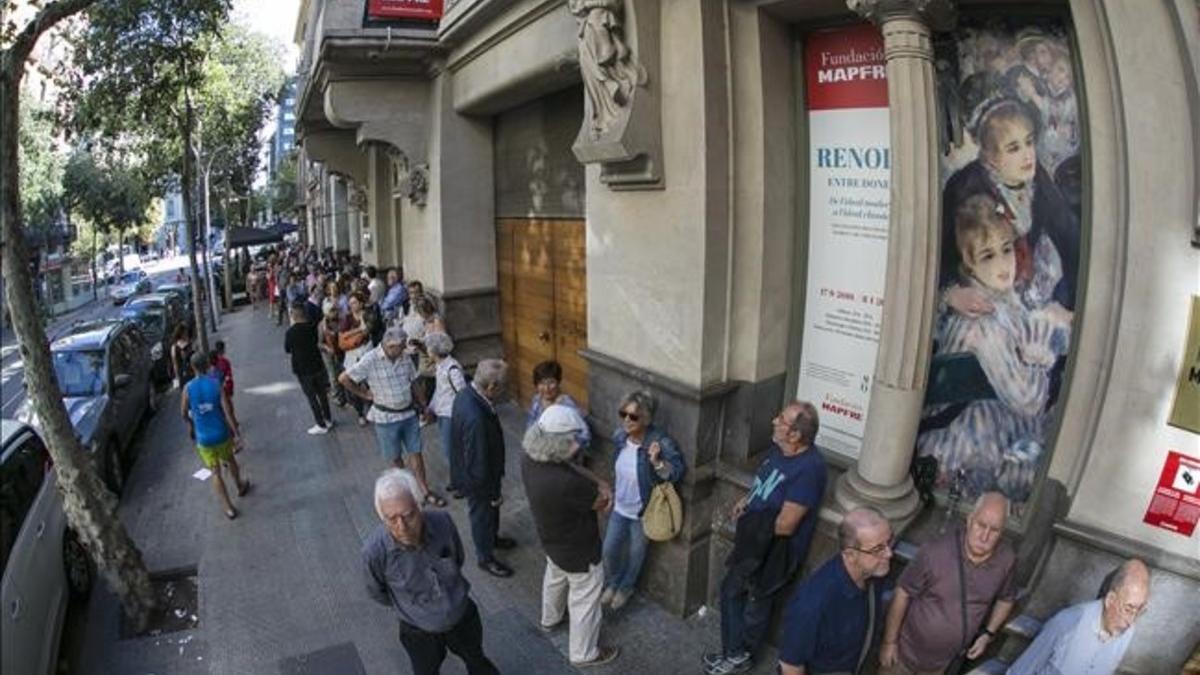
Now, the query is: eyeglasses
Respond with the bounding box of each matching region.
[847,538,895,557]
[618,410,640,421]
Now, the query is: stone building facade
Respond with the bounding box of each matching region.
[292,1,1199,671]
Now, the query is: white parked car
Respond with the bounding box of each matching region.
[0,420,94,675]
[109,268,150,305]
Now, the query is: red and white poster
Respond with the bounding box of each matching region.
[1143,451,1200,537]
[367,0,444,22]
[795,24,889,459]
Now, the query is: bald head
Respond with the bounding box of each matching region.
[972,491,1010,521]
[1110,558,1150,595]
[965,492,1009,561]
[1102,558,1150,635]
[839,507,889,549]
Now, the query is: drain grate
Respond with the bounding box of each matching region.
[120,565,200,639]
[279,641,367,674]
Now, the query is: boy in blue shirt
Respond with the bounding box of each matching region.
[181,351,249,519]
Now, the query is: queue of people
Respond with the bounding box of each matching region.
[238,242,1152,675]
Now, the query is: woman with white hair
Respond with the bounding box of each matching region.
[423,331,468,497]
[602,390,686,610]
[521,406,620,667]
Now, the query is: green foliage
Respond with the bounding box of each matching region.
[63,147,153,243]
[18,91,66,239]
[64,0,234,187]
[197,22,286,204]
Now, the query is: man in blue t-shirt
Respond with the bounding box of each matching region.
[704,401,827,675]
[181,351,249,520]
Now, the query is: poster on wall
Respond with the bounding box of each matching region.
[915,18,1084,508]
[1142,451,1200,537]
[1167,296,1200,434]
[795,23,889,459]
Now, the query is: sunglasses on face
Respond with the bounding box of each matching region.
[618,410,640,422]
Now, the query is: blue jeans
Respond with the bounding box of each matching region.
[373,415,422,464]
[718,563,776,657]
[602,511,647,593]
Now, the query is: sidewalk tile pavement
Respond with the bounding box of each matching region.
[72,306,781,675]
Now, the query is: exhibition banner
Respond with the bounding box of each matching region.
[795,23,889,459]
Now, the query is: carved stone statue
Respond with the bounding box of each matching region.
[568,0,646,139]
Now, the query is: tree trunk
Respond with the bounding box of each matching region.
[179,79,209,355]
[201,163,219,331]
[0,0,155,632]
[91,222,98,300]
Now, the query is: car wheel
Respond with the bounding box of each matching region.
[104,442,125,496]
[63,530,94,599]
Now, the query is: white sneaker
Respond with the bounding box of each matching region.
[307,424,329,435]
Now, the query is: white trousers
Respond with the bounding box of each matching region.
[540,557,604,663]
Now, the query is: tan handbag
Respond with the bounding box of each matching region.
[642,482,683,542]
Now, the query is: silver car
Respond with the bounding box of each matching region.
[0,420,94,675]
[110,269,150,305]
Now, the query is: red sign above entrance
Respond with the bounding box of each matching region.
[1143,450,1200,537]
[805,23,888,111]
[367,0,444,22]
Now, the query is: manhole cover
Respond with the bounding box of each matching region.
[120,566,200,639]
[279,642,367,674]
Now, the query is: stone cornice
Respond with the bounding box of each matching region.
[846,0,956,32]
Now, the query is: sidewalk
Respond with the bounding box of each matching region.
[71,305,769,675]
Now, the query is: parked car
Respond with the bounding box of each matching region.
[118,303,172,384]
[17,320,157,493]
[126,293,184,338]
[154,282,194,319]
[109,269,150,305]
[0,420,95,675]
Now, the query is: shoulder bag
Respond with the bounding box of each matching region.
[944,530,971,675]
[642,482,683,542]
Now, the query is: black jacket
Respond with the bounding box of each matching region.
[726,508,797,600]
[450,386,506,498]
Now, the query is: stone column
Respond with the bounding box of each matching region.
[835,0,954,523]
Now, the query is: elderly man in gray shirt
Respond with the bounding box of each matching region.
[363,468,499,675]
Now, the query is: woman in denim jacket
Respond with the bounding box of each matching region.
[601,390,686,610]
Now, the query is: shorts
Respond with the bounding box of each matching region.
[196,438,234,468]
[373,415,423,462]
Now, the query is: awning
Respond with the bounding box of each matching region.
[272,221,299,235]
[225,226,283,247]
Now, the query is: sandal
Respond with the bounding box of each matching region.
[237,481,252,497]
[424,492,447,508]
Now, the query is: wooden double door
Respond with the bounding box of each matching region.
[496,218,588,409]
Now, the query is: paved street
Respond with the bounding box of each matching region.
[65,303,774,675]
[0,255,195,418]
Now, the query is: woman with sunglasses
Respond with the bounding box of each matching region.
[601,390,686,610]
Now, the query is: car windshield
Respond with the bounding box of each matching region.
[53,349,107,397]
[119,271,142,284]
[123,310,164,339]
